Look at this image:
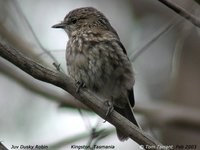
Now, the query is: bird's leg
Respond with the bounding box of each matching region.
[104,97,114,122]
[75,80,86,93]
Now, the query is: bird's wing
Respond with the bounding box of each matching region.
[115,40,135,107]
[128,88,135,107]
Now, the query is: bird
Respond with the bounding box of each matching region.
[52,7,139,141]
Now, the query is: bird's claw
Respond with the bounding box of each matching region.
[76,81,86,93]
[103,99,114,122]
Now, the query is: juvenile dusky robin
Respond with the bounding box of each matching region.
[52,7,139,141]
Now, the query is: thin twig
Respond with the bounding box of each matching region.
[13,1,65,73]
[13,1,60,65]
[0,39,163,149]
[130,17,181,61]
[48,128,114,150]
[158,0,200,28]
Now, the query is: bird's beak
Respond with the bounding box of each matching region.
[52,22,65,29]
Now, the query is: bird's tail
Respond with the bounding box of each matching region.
[115,103,140,141]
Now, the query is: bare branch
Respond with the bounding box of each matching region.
[136,102,200,129]
[0,142,8,150]
[0,39,163,148]
[2,43,200,131]
[48,128,115,150]
[158,0,200,28]
[130,17,181,61]
[2,57,200,131]
[0,59,86,109]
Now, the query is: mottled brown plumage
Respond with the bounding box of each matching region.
[52,7,139,141]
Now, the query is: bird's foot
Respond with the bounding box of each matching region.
[103,99,114,122]
[76,81,86,93]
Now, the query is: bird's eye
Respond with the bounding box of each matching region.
[70,18,77,24]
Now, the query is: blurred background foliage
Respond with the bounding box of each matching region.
[0,0,200,149]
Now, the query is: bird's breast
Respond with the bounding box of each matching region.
[66,38,97,88]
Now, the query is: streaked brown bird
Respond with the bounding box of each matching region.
[52,7,139,141]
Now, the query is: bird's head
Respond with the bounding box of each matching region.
[52,7,116,37]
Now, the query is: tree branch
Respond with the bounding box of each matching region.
[135,102,200,129]
[0,142,8,150]
[0,58,86,110]
[2,50,199,130]
[0,39,163,148]
[158,0,200,28]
